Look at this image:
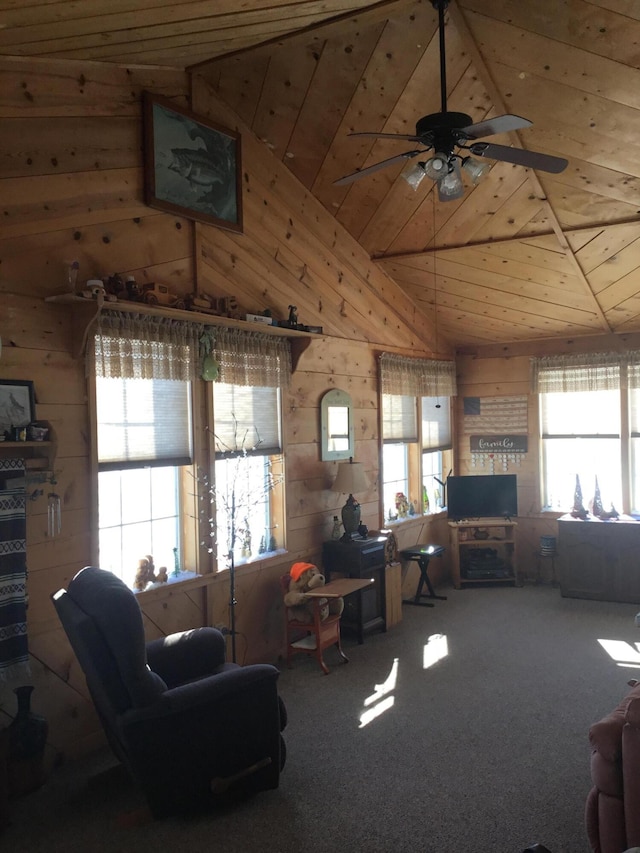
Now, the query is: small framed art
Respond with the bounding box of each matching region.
[0,380,35,434]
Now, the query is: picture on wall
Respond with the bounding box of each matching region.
[142,91,243,233]
[0,380,35,433]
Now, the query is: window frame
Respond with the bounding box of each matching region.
[380,393,453,524]
[536,357,636,515]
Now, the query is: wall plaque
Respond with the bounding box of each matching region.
[470,435,528,453]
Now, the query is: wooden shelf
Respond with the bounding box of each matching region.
[44,292,322,367]
[448,519,518,589]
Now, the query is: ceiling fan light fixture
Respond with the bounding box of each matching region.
[437,161,464,201]
[402,161,428,190]
[422,152,450,180]
[461,156,491,184]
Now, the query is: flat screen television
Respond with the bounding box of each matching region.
[447,474,518,521]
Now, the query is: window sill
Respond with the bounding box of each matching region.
[134,570,207,601]
[216,548,288,575]
[384,510,447,527]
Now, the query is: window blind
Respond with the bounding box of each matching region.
[213,383,281,457]
[421,397,451,450]
[97,376,192,470]
[382,394,417,442]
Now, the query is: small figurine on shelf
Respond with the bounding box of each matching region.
[331,515,342,540]
[591,476,604,517]
[570,474,589,519]
[287,305,298,327]
[395,492,409,518]
[600,503,620,520]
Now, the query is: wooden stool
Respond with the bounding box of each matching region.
[400,545,447,607]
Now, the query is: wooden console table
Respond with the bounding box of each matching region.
[557,513,640,603]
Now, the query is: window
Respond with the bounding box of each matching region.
[422,396,451,512]
[533,352,640,514]
[205,326,290,567]
[540,388,621,512]
[211,382,284,565]
[381,395,452,520]
[93,313,200,590]
[379,355,456,524]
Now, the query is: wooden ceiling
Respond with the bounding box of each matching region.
[5,0,640,351]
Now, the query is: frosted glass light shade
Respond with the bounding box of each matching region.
[437,161,464,201]
[462,156,491,184]
[422,153,449,180]
[402,162,428,190]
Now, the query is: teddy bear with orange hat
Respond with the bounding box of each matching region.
[283,561,344,624]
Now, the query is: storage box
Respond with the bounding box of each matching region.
[245,313,273,325]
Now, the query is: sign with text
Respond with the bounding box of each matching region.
[470,435,528,453]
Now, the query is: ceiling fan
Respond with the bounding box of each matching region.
[334,0,568,200]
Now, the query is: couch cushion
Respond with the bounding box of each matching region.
[589,683,640,762]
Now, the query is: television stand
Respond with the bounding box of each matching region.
[448,518,518,589]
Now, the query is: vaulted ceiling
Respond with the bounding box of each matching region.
[5,0,640,351]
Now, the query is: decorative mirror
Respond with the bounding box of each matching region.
[321,389,354,461]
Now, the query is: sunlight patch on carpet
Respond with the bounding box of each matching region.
[423,633,448,669]
[597,638,640,668]
[359,657,398,728]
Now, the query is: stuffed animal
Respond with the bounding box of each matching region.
[133,555,168,591]
[283,561,344,623]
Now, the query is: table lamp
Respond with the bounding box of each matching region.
[332,457,368,540]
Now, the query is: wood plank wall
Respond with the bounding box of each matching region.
[0,56,447,763]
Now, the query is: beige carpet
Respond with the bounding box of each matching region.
[3,583,639,853]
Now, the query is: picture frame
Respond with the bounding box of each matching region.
[142,91,243,233]
[0,380,36,433]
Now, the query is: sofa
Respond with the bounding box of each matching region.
[586,682,640,853]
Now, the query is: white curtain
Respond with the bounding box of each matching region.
[207,326,291,388]
[94,311,202,381]
[531,351,640,393]
[379,353,457,397]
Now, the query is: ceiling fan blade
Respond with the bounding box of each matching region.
[334,150,424,186]
[462,114,532,139]
[469,142,568,174]
[348,131,424,142]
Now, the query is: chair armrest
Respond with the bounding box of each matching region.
[117,664,285,817]
[122,663,280,723]
[146,627,229,687]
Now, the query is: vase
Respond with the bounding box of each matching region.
[7,685,48,797]
[341,494,361,536]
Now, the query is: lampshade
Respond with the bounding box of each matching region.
[332,459,368,494]
[437,160,464,201]
[462,156,491,184]
[422,153,449,180]
[402,162,428,190]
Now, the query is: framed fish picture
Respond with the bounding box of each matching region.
[142,92,243,233]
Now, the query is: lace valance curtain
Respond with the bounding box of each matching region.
[379,353,457,397]
[531,351,640,393]
[206,326,292,388]
[94,311,202,381]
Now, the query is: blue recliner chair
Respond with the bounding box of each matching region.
[52,566,286,818]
